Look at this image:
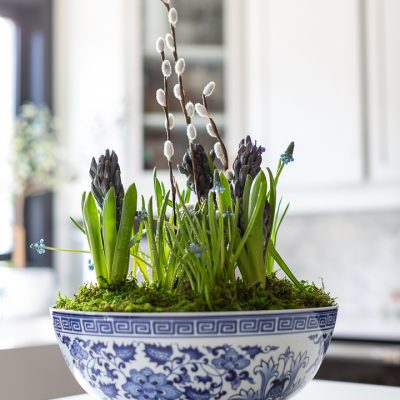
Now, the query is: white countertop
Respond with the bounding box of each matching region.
[334,314,400,342]
[0,315,56,350]
[52,380,400,400]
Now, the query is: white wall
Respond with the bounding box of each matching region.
[53,0,139,294]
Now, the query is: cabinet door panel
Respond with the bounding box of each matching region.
[367,0,400,183]
[246,0,363,188]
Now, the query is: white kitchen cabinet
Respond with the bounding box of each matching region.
[245,0,363,187]
[243,0,400,212]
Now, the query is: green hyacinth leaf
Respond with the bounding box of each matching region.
[269,240,303,290]
[218,172,232,212]
[69,216,85,235]
[111,183,137,283]
[103,187,117,278]
[83,192,107,283]
[242,175,253,227]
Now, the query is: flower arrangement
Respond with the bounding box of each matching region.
[32,0,333,312]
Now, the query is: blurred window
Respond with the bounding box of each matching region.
[0,16,17,258]
[142,0,224,170]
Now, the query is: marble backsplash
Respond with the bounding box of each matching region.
[277,211,400,319]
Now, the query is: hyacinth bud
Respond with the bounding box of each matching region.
[90,149,125,225]
[175,58,185,75]
[164,140,174,161]
[186,124,197,142]
[233,135,265,199]
[178,143,215,199]
[168,8,178,26]
[195,103,208,118]
[186,101,195,118]
[165,113,174,130]
[161,60,172,77]
[214,142,224,162]
[173,84,182,100]
[206,123,217,138]
[156,37,165,53]
[165,33,174,51]
[156,89,166,107]
[203,81,216,97]
[225,169,234,181]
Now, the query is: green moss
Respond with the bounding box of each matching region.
[55,275,335,312]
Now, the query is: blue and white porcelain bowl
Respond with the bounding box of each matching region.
[51,306,337,400]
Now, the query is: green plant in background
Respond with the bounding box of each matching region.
[12,103,59,195]
[12,103,68,268]
[31,0,334,311]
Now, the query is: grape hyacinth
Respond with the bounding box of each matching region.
[280,141,295,165]
[188,242,204,258]
[87,259,94,271]
[137,209,148,223]
[210,182,225,194]
[30,239,46,254]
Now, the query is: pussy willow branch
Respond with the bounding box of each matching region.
[161,0,201,204]
[160,49,177,225]
[202,94,229,170]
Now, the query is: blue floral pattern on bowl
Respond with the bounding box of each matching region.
[51,307,337,400]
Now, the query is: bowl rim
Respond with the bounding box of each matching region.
[50,304,338,318]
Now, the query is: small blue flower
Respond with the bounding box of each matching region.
[30,238,46,254]
[137,209,148,222]
[210,182,225,193]
[87,259,94,271]
[223,208,234,218]
[280,153,294,165]
[188,242,204,258]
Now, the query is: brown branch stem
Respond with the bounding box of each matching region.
[202,94,229,170]
[162,0,201,204]
[160,50,177,225]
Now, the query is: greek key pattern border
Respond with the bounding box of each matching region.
[52,309,337,338]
